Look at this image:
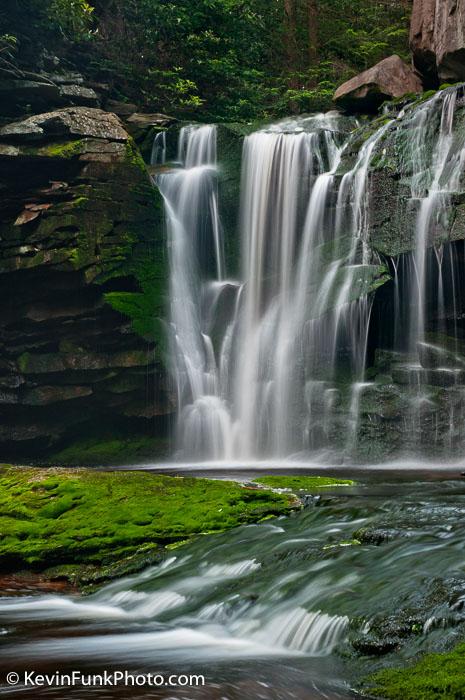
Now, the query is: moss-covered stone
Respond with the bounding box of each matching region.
[0,467,298,574]
[253,475,354,490]
[364,642,465,699]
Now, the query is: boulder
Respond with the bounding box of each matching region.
[105,99,138,117]
[126,113,174,129]
[333,55,423,113]
[0,107,128,143]
[58,85,100,107]
[410,0,465,84]
[409,0,439,85]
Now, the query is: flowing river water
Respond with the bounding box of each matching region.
[2,470,465,698]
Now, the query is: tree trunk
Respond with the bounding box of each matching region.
[307,0,319,65]
[284,0,298,88]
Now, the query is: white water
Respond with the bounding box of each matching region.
[158,116,390,462]
[404,91,465,352]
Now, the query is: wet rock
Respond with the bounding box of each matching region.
[351,635,399,656]
[418,341,465,370]
[391,364,465,387]
[353,527,404,545]
[333,55,422,113]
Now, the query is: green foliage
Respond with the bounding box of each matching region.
[365,642,465,699]
[48,0,94,41]
[0,466,296,569]
[1,0,412,121]
[49,436,168,465]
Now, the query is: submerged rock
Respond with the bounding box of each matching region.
[333,55,422,113]
[353,527,405,545]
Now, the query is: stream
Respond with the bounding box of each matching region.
[2,469,465,698]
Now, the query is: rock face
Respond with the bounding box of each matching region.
[333,55,422,112]
[0,106,173,460]
[410,0,465,84]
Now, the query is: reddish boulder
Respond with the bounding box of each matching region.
[410,0,465,85]
[410,0,438,84]
[333,55,422,113]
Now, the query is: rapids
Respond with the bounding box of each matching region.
[2,473,465,698]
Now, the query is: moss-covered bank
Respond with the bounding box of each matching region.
[253,475,354,490]
[0,466,303,587]
[364,642,465,699]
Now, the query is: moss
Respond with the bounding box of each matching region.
[48,436,169,466]
[253,475,354,490]
[17,351,31,374]
[0,466,297,572]
[40,139,86,159]
[365,642,465,699]
[125,137,147,172]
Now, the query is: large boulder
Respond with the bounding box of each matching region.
[333,55,422,113]
[409,0,439,85]
[0,107,128,143]
[0,106,173,459]
[410,0,465,85]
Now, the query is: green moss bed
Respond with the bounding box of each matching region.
[253,475,354,490]
[365,643,465,699]
[0,467,304,584]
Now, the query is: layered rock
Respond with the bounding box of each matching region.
[410,0,465,84]
[333,55,422,113]
[0,106,173,460]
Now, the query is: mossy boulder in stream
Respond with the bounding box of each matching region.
[0,466,298,586]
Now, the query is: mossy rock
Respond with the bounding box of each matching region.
[253,475,354,490]
[0,467,298,574]
[364,642,465,699]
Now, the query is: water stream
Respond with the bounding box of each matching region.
[2,475,465,698]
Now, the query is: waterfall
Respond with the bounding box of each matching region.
[157,125,232,459]
[392,88,465,448]
[157,116,390,461]
[405,90,465,353]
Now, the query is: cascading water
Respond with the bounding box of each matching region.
[155,87,465,462]
[403,90,465,354]
[390,87,465,449]
[158,116,391,462]
[157,125,233,459]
